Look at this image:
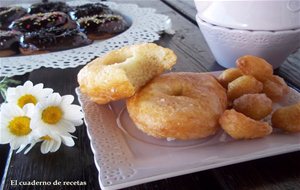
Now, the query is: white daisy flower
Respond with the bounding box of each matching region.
[31,93,83,138]
[39,134,75,154]
[0,103,36,151]
[6,81,53,108]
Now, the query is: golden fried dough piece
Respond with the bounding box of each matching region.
[127,72,227,140]
[219,109,272,139]
[78,43,177,104]
[218,68,243,88]
[236,55,273,81]
[271,102,300,133]
[262,75,289,102]
[227,75,263,101]
[233,93,272,120]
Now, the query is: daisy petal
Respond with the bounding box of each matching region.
[0,128,12,144]
[39,88,54,99]
[47,93,61,106]
[6,88,16,103]
[40,141,48,154]
[23,103,35,117]
[16,144,27,153]
[61,95,74,105]
[48,140,55,152]
[10,140,21,150]
[41,140,53,154]
[60,120,76,133]
[24,81,33,89]
[50,139,61,152]
[34,83,44,91]
[61,136,74,147]
[24,141,38,154]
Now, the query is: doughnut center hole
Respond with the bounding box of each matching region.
[171,88,183,96]
[104,51,133,65]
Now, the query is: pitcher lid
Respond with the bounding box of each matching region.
[196,1,300,31]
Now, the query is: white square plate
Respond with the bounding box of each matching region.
[76,72,300,190]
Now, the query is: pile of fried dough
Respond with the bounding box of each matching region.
[218,55,300,139]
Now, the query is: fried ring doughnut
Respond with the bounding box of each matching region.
[10,12,77,33]
[0,30,22,57]
[78,14,128,40]
[70,3,113,20]
[127,72,227,140]
[262,75,289,102]
[78,43,177,104]
[218,68,243,88]
[271,102,300,133]
[227,75,263,101]
[233,93,272,120]
[19,28,92,55]
[219,109,272,139]
[28,1,73,14]
[0,6,27,30]
[236,55,273,81]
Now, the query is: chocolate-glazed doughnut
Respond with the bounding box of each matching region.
[0,30,22,57]
[69,3,113,20]
[10,12,77,33]
[0,6,27,30]
[28,1,73,14]
[19,28,92,55]
[78,14,128,40]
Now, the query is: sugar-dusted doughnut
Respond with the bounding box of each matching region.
[78,43,177,104]
[126,72,227,140]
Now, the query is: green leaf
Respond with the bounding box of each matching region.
[0,77,21,100]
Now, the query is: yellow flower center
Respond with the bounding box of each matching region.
[40,135,52,141]
[42,106,63,125]
[8,116,32,136]
[18,94,37,108]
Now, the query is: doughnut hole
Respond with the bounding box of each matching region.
[233,93,273,120]
[219,109,272,139]
[271,102,300,133]
[101,47,133,65]
[218,68,243,88]
[227,75,263,101]
[236,55,273,82]
[262,75,289,102]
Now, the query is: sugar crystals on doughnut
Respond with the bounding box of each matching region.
[0,6,27,30]
[19,28,92,55]
[10,12,78,33]
[78,14,128,40]
[69,3,113,20]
